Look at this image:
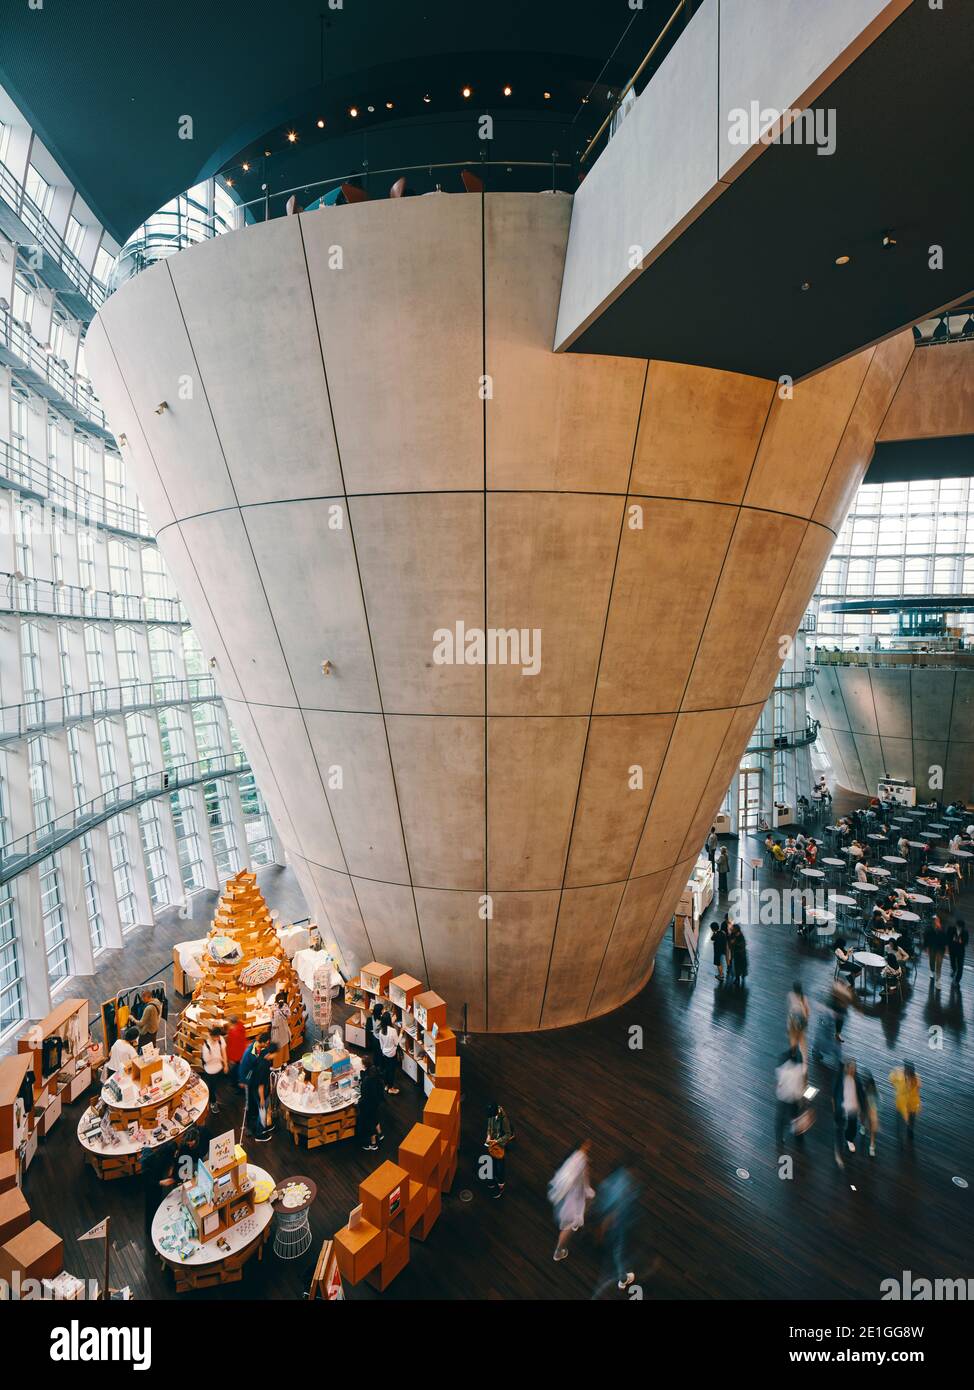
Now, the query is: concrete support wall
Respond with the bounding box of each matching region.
[86,194,911,1031]
[809,665,974,802]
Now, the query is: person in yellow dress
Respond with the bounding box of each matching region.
[889,1061,921,1143]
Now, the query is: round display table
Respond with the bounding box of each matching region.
[151,1162,274,1292]
[272,1175,317,1260]
[78,1067,209,1179]
[277,1056,361,1149]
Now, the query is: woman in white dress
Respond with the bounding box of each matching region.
[549,1141,594,1261]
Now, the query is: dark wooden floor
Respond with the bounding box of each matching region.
[15,831,974,1301]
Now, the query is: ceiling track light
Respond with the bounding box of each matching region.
[834,254,851,266]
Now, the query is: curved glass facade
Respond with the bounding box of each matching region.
[0,83,281,1037]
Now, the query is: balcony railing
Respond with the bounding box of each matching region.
[0,159,107,312]
[811,647,974,670]
[0,438,153,541]
[0,572,187,625]
[111,159,574,291]
[0,676,218,743]
[0,751,250,884]
[0,308,108,431]
[774,668,815,690]
[745,720,820,754]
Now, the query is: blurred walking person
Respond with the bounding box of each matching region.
[832,1059,866,1168]
[787,981,810,1066]
[774,1046,807,1148]
[593,1162,639,1295]
[948,918,968,984]
[889,1060,921,1143]
[710,917,728,984]
[549,1141,594,1262]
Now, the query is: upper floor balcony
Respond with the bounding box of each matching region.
[0,306,109,436]
[0,572,187,626]
[0,158,106,319]
[0,436,153,542]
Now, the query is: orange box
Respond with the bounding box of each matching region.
[359,963,393,997]
[0,1187,30,1245]
[334,1219,385,1284]
[367,1229,409,1292]
[359,1159,410,1231]
[388,975,422,1010]
[423,1087,459,1138]
[0,1150,17,1194]
[435,1056,461,1090]
[413,991,447,1033]
[397,1122,442,1182]
[415,1186,442,1241]
[0,1221,63,1284]
[399,1178,429,1234]
[428,1027,457,1058]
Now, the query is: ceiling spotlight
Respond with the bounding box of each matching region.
[834,254,851,266]
[317,118,325,128]
[321,659,333,676]
[462,86,472,99]
[882,232,897,248]
[225,178,234,187]
[287,130,298,143]
[385,101,394,110]
[503,85,512,97]
[367,104,375,112]
[118,433,127,446]
[543,91,552,100]
[423,93,431,103]
[801,281,811,291]
[241,162,250,171]
[154,401,169,415]
[264,149,271,157]
[349,106,358,117]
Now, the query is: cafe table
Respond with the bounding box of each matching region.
[853,951,886,996]
[800,866,825,879]
[905,892,932,905]
[851,882,879,895]
[891,910,919,924]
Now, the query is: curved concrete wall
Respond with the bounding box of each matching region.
[809,665,974,802]
[85,194,912,1030]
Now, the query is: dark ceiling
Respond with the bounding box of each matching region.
[567,0,974,380]
[0,0,689,243]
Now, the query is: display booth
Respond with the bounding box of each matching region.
[277,1029,361,1149]
[334,960,461,1290]
[174,870,305,1066]
[77,1049,209,1180]
[151,1131,274,1292]
[878,778,917,807]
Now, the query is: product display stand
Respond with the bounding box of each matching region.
[334,1083,461,1290]
[174,870,305,1067]
[276,1032,360,1149]
[77,1054,209,1180]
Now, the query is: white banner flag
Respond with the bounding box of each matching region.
[78,1219,108,1242]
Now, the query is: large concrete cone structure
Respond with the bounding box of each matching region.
[86,192,914,1030]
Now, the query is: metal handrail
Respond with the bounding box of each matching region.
[111,159,574,291]
[579,0,689,165]
[0,437,153,541]
[0,572,187,626]
[774,668,815,690]
[0,676,218,743]
[811,649,974,670]
[0,159,107,311]
[745,721,820,754]
[0,307,107,430]
[0,752,250,884]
